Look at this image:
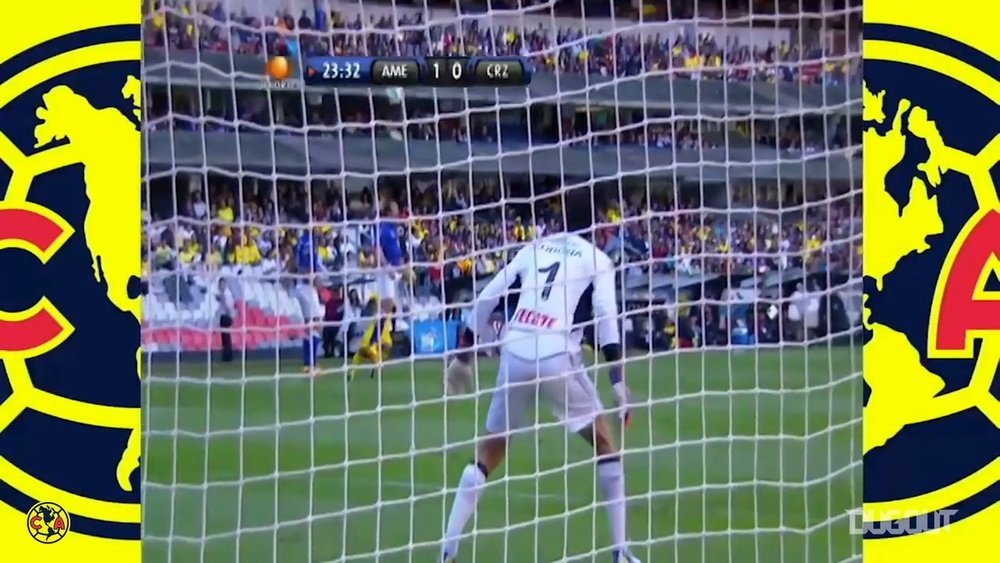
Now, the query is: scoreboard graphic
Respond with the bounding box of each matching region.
[268,56,531,87]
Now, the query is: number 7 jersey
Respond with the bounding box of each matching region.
[471,233,621,360]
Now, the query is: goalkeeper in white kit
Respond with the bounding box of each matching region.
[440,191,639,563]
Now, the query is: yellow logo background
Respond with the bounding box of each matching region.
[864,0,1000,560]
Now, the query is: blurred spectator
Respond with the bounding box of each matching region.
[216,278,235,362]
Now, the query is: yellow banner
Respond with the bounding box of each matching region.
[863,1,1000,560]
[0,2,141,560]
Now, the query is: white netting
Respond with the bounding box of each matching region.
[141,0,863,561]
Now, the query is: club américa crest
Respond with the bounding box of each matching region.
[862,24,1000,538]
[0,25,141,541]
[26,501,70,544]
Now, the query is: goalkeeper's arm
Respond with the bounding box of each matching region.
[591,251,626,389]
[454,261,519,364]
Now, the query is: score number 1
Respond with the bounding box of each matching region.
[425,58,469,87]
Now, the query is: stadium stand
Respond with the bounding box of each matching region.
[142,0,862,355]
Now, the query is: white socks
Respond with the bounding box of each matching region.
[597,457,627,550]
[441,459,627,559]
[442,463,488,558]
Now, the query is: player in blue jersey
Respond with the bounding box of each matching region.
[295,228,325,375]
[350,200,405,379]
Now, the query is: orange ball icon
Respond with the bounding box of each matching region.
[267,56,291,81]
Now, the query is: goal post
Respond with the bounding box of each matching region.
[141,1,863,562]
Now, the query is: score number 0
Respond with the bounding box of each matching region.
[426,58,468,86]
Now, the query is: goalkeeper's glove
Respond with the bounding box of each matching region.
[601,343,632,429]
[445,357,474,395]
[446,325,477,395]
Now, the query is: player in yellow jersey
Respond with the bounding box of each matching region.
[350,201,405,380]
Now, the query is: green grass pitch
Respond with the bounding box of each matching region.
[142,346,862,563]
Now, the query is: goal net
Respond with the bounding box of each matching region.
[141,0,863,561]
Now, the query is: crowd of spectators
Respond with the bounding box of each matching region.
[142,0,859,153]
[144,0,859,84]
[144,176,861,298]
[141,0,862,320]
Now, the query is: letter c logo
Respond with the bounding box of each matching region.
[0,202,74,357]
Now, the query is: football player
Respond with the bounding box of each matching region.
[440,190,639,563]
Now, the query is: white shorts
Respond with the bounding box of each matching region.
[295,283,323,322]
[374,272,400,302]
[485,350,603,435]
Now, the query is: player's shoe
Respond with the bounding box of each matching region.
[611,549,641,563]
[440,551,456,562]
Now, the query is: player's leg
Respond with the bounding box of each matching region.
[580,416,639,563]
[442,353,532,561]
[352,299,379,356]
[350,275,398,376]
[349,319,374,379]
[301,318,321,375]
[376,274,398,351]
[441,437,505,562]
[349,288,385,379]
[295,282,322,375]
[356,301,393,359]
[542,352,639,563]
[369,274,400,377]
[377,297,395,350]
